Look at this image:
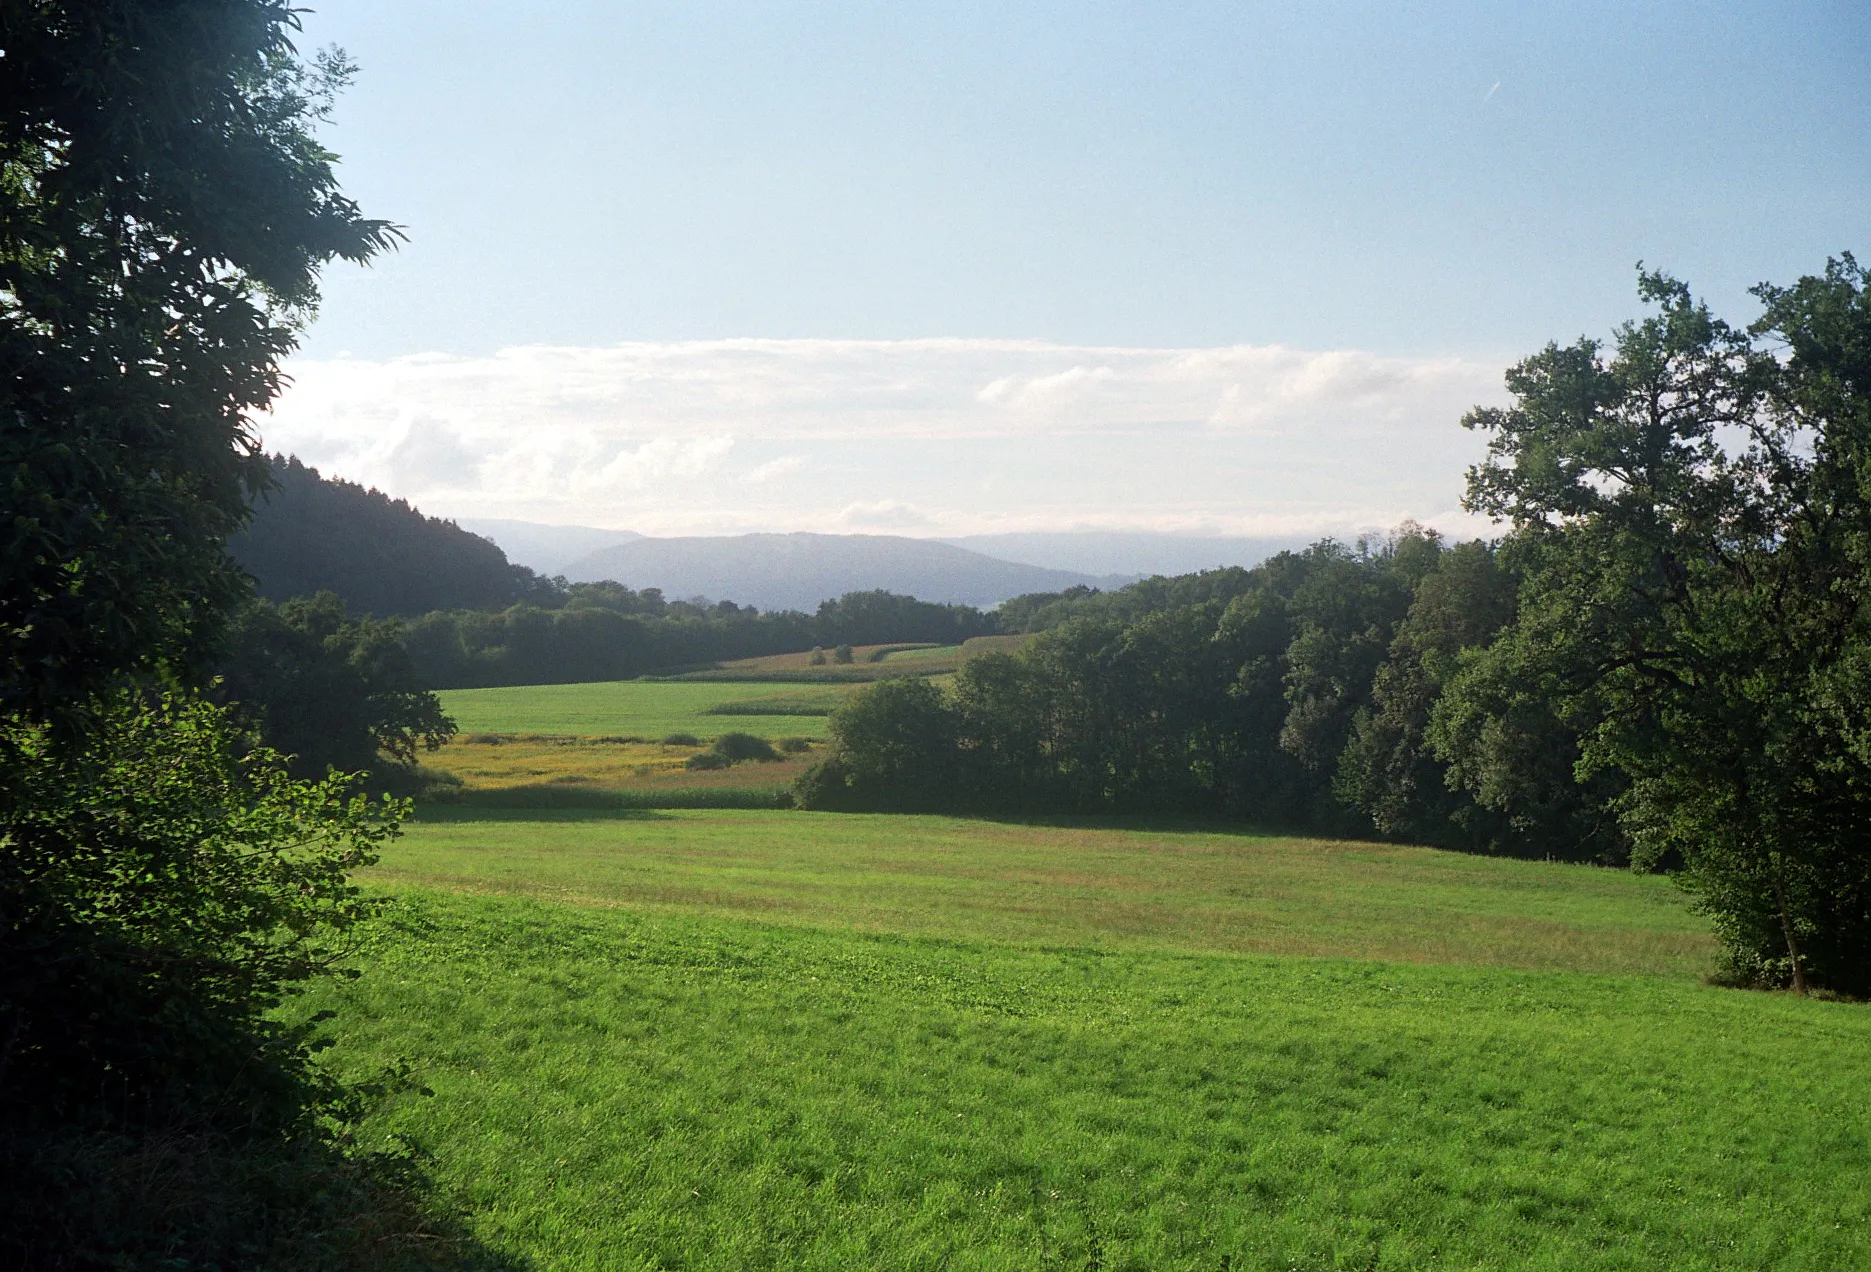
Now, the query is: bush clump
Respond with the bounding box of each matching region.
[684,732,782,769]
[833,644,855,664]
[778,736,814,754]
[661,732,701,747]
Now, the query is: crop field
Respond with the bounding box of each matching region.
[418,736,812,806]
[669,634,1032,681]
[304,809,1871,1270]
[435,680,853,739]
[422,681,841,803]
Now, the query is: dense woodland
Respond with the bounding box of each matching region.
[802,531,1611,857]
[231,454,559,616]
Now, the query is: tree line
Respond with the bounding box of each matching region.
[803,263,1871,997]
[400,584,998,688]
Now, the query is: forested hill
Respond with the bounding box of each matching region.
[231,456,552,616]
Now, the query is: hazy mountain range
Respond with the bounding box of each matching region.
[460,519,1312,611]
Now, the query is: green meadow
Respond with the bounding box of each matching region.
[435,680,854,740]
[304,808,1871,1270]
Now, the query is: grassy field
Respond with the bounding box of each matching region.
[666,634,1032,681]
[418,736,812,806]
[303,809,1871,1270]
[385,810,1710,974]
[435,680,853,739]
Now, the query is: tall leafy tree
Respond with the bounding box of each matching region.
[1453,262,1871,993]
[1,1,397,723]
[0,10,455,1261]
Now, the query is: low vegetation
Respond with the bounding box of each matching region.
[434,679,850,739]
[296,812,1869,1269]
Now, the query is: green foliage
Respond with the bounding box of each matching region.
[216,592,457,783]
[1451,259,1871,993]
[0,2,396,724]
[997,568,1260,633]
[683,734,778,769]
[833,643,856,663]
[797,678,960,811]
[711,731,780,763]
[805,529,1546,841]
[813,588,998,646]
[0,693,404,1133]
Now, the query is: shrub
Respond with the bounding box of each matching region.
[833,644,855,664]
[810,647,828,666]
[684,751,732,771]
[0,694,403,1135]
[778,736,814,753]
[662,732,701,746]
[713,731,781,763]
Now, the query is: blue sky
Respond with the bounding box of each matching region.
[273,1,1870,537]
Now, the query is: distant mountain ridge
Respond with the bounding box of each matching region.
[562,533,1133,611]
[453,518,642,576]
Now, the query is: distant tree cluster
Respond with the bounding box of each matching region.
[804,261,1871,997]
[399,587,998,688]
[800,529,1608,854]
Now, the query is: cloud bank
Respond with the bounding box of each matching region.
[263,338,1507,537]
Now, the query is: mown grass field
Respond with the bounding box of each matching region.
[435,680,853,739]
[305,808,1871,1270]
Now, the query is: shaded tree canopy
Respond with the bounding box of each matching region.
[0,2,398,723]
[216,592,456,783]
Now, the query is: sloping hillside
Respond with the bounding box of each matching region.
[231,456,546,616]
[563,532,1130,610]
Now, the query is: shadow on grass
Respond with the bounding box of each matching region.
[5,1126,527,1272]
[422,784,795,814]
[410,803,677,824]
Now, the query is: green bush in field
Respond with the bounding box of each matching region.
[713,732,781,763]
[778,736,814,753]
[833,644,855,664]
[662,731,702,746]
[684,751,732,770]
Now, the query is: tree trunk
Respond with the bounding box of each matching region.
[1771,853,1809,995]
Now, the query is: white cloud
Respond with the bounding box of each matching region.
[839,499,934,530]
[741,454,806,485]
[262,337,1509,536]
